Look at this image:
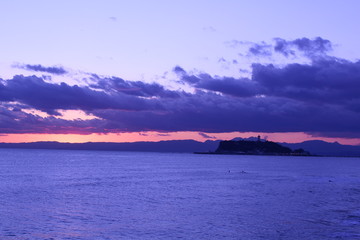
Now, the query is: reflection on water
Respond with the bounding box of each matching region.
[0,149,360,239]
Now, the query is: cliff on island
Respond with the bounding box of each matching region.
[198,136,311,156]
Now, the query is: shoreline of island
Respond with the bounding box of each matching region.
[194,136,314,156]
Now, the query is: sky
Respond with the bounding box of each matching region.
[1,0,360,144]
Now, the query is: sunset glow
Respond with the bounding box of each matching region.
[1,131,359,146]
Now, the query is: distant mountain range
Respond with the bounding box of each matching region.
[0,140,220,153]
[282,140,360,157]
[0,138,360,157]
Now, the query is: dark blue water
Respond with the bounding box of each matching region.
[0,149,360,239]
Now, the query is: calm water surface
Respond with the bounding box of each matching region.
[0,148,360,239]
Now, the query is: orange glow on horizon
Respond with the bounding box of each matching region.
[0,131,359,145]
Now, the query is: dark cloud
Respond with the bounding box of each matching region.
[84,93,360,137]
[248,43,272,57]
[0,75,162,115]
[174,57,360,108]
[90,76,180,98]
[18,64,68,75]
[177,71,261,98]
[252,59,360,105]
[1,42,360,139]
[274,37,332,58]
[198,132,217,139]
[169,58,360,138]
[245,37,333,58]
[173,66,187,75]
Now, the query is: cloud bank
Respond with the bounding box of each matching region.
[1,38,360,139]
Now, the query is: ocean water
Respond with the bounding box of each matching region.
[0,149,360,239]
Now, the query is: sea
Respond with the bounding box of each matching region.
[0,148,360,240]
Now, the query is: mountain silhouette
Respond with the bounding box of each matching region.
[0,139,359,157]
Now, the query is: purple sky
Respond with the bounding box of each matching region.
[1,1,360,144]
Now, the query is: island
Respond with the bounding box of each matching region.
[195,136,311,156]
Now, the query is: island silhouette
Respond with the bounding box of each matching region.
[196,136,311,156]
